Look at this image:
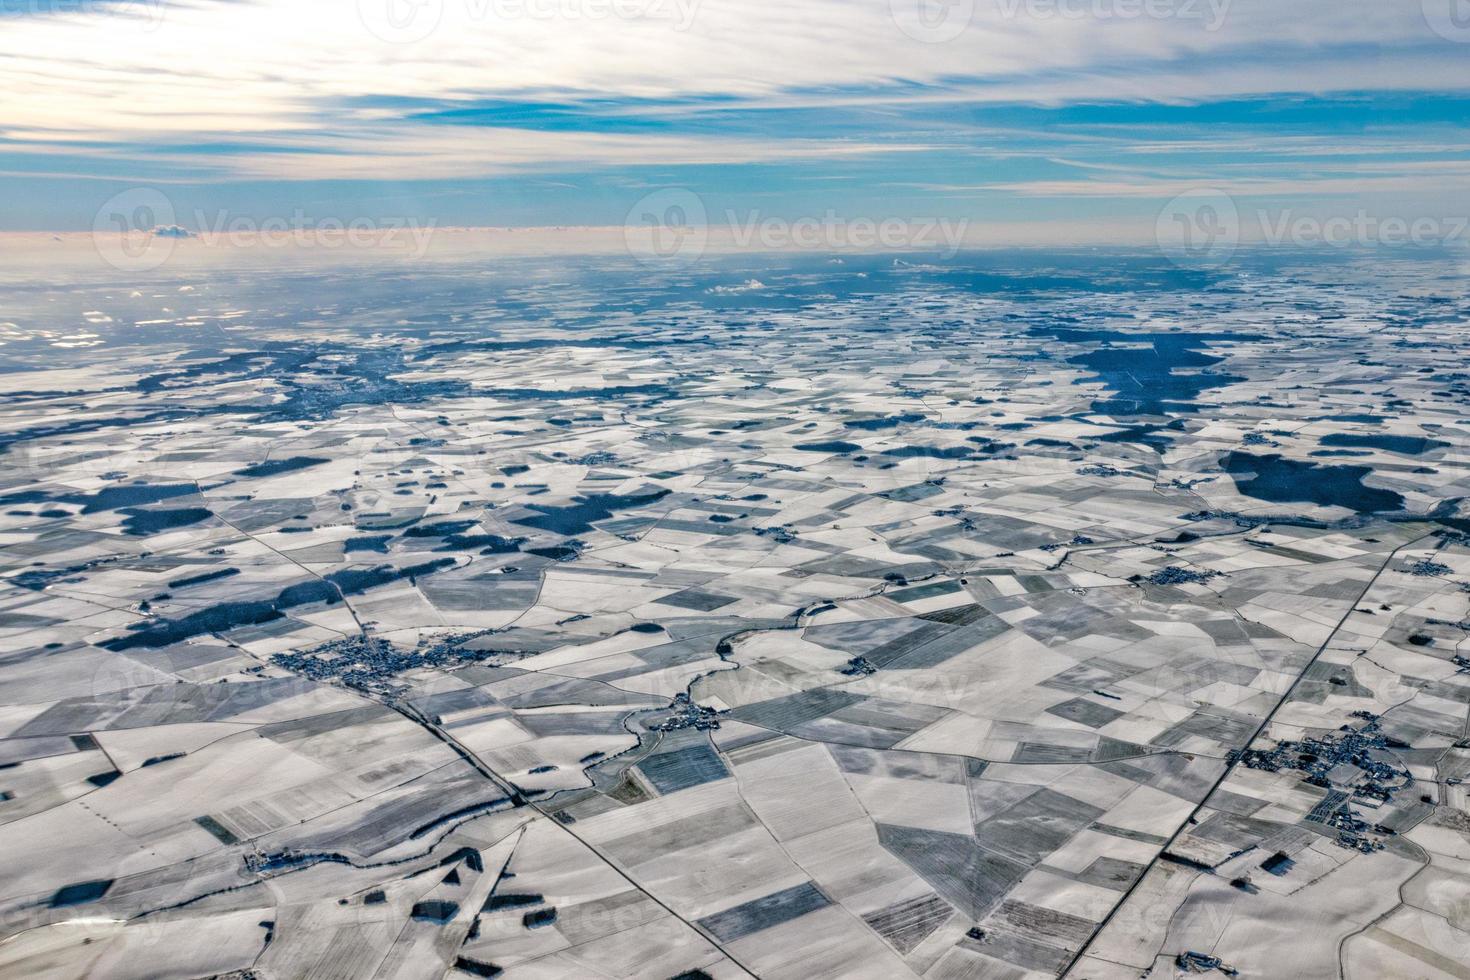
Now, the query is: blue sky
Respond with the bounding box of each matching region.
[2,0,1469,240]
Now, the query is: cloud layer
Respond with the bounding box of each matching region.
[3,0,1468,229]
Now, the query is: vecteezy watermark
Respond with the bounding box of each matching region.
[623,188,970,265]
[1423,0,1470,42]
[0,0,167,29]
[724,212,970,253]
[189,209,438,258]
[357,0,700,43]
[624,188,709,265]
[891,0,1228,41]
[890,0,976,43]
[356,0,444,42]
[92,187,182,272]
[1155,188,1240,269]
[995,0,1231,29]
[1157,189,1470,268]
[91,189,439,271]
[1256,210,1470,249]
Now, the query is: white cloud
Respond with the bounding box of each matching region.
[0,0,1464,180]
[988,172,1470,198]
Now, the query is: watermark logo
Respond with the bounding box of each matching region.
[357,0,445,42]
[624,188,709,266]
[3,0,167,30]
[1155,188,1240,269]
[625,189,971,265]
[358,0,700,42]
[1157,188,1470,268]
[191,209,438,257]
[1449,895,1470,932]
[92,187,182,273]
[890,0,975,43]
[1423,0,1470,42]
[892,0,1231,40]
[92,191,439,271]
[493,0,701,28]
[1258,210,1470,249]
[11,424,183,486]
[995,0,1231,30]
[726,211,970,254]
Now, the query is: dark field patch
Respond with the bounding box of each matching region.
[638,743,730,794]
[877,824,1029,919]
[233,456,329,478]
[793,440,861,454]
[861,893,955,953]
[120,507,213,536]
[654,589,738,611]
[696,882,831,942]
[847,414,925,431]
[511,489,671,535]
[104,558,455,650]
[50,880,112,907]
[1221,452,1404,513]
[972,789,1106,865]
[1044,697,1126,729]
[730,689,864,732]
[167,567,239,589]
[1318,433,1447,455]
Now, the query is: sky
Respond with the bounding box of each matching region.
[2,0,1469,244]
